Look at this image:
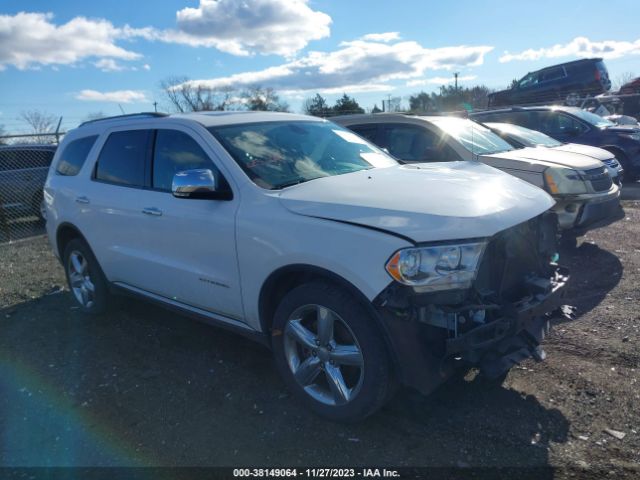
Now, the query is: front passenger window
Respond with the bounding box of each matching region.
[153,130,214,191]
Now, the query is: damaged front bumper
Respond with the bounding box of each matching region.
[373,266,569,395]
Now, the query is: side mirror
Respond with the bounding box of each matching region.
[172,169,218,199]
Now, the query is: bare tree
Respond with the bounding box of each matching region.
[243,87,289,112]
[19,110,58,143]
[613,72,636,92]
[160,76,239,112]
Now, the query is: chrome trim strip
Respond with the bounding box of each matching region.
[113,282,254,331]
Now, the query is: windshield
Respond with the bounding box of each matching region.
[429,117,515,155]
[566,108,615,128]
[486,122,563,147]
[208,121,397,190]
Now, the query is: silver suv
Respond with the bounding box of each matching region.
[334,114,622,241]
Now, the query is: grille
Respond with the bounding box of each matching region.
[582,166,613,192]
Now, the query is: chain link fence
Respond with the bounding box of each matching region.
[0,133,62,244]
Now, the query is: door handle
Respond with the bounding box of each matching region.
[75,196,90,204]
[142,207,163,216]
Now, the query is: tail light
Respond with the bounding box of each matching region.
[595,69,601,81]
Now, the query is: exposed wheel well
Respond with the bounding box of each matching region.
[258,265,399,371]
[601,146,627,160]
[56,223,87,259]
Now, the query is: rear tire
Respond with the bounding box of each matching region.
[272,281,393,422]
[63,238,112,315]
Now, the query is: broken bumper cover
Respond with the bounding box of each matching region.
[374,267,570,394]
[446,267,569,378]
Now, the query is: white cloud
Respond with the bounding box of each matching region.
[360,32,400,43]
[500,36,640,63]
[169,0,332,56]
[0,3,331,72]
[94,58,125,72]
[179,37,493,94]
[142,63,151,71]
[75,89,149,103]
[406,75,477,87]
[0,12,142,70]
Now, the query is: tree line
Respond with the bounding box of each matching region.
[1,79,496,142]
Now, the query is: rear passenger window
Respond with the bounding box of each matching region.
[95,130,150,187]
[152,130,214,191]
[56,136,97,176]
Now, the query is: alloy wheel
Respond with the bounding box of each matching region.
[283,304,364,406]
[68,251,95,308]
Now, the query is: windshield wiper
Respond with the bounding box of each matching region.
[272,178,311,190]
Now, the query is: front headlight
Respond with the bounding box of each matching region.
[385,242,486,292]
[544,167,588,195]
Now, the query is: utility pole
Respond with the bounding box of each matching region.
[153,101,158,113]
[54,116,63,144]
[454,72,459,91]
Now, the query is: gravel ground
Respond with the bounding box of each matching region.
[0,203,639,477]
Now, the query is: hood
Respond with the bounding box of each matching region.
[604,124,640,134]
[553,143,614,161]
[278,162,554,243]
[486,146,602,172]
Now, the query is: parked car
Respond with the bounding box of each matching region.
[618,76,640,119]
[483,121,624,184]
[605,114,639,127]
[334,114,622,240]
[488,58,611,107]
[0,144,57,221]
[45,111,567,421]
[471,106,640,181]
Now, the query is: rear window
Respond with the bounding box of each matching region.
[56,136,97,176]
[95,130,151,187]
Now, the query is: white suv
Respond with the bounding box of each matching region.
[44,112,568,421]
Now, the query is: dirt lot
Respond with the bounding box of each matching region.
[1,202,639,477]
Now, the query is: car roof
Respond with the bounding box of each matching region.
[332,113,470,125]
[77,111,322,131]
[534,58,602,72]
[471,105,582,115]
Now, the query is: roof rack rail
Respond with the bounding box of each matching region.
[79,112,169,127]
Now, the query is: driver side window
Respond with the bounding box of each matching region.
[538,113,586,136]
[518,72,539,89]
[152,129,220,192]
[380,125,459,163]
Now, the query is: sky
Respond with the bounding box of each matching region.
[1,0,639,134]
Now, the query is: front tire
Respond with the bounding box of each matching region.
[272,282,393,422]
[63,238,111,314]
